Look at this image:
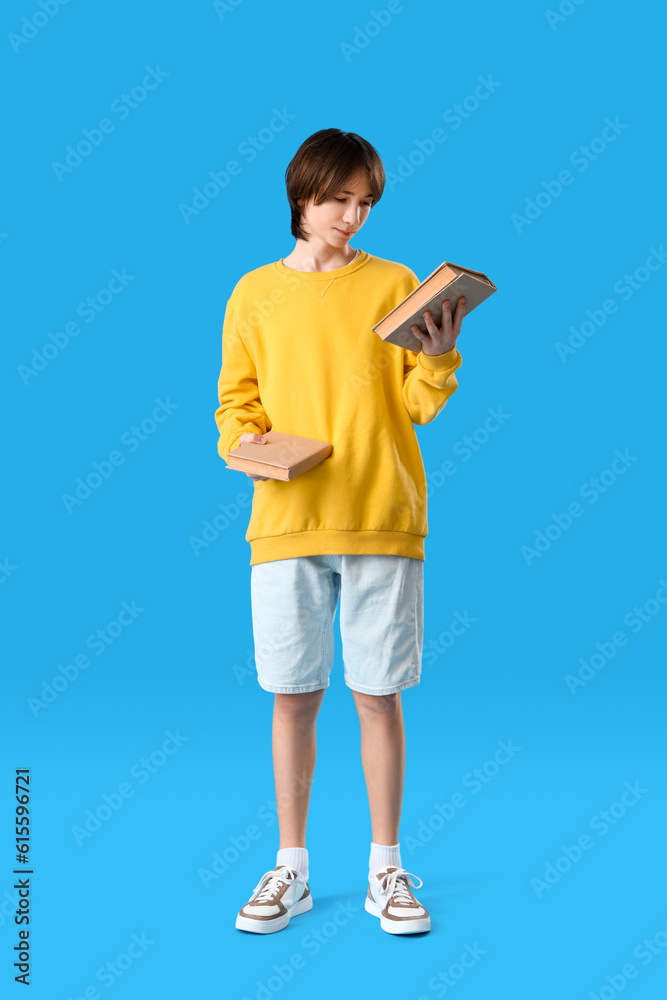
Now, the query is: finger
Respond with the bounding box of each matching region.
[440,299,452,331]
[421,309,439,334]
[452,296,466,333]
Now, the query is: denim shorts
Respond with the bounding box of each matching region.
[250,553,424,696]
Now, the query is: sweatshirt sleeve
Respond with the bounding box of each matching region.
[402,345,462,425]
[214,301,272,461]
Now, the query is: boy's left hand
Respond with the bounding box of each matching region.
[410,296,466,356]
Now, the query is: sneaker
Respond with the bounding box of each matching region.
[235,865,312,934]
[365,866,431,934]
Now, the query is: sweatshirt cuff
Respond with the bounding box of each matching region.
[418,346,460,371]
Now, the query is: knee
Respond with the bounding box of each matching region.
[274,690,324,723]
[354,691,402,718]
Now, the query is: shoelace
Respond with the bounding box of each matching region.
[250,866,301,904]
[378,868,423,905]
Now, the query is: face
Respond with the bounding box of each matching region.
[297,170,374,244]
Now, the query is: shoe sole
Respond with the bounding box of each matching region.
[364,895,431,934]
[235,892,313,934]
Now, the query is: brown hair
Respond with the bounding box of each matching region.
[285,129,385,241]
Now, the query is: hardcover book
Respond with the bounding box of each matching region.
[372,261,497,352]
[225,430,333,481]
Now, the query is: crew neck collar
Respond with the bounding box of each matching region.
[275,249,370,279]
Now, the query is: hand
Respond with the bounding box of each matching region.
[410,296,466,356]
[239,432,270,480]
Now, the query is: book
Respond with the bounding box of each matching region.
[225,430,333,481]
[372,261,497,352]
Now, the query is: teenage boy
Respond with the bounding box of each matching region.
[215,128,465,936]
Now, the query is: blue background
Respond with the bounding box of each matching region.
[3,0,666,997]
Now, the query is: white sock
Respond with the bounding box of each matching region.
[369,842,401,881]
[276,846,309,882]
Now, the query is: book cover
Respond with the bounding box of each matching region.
[225,430,333,481]
[373,260,497,352]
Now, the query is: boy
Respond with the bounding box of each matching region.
[214,128,465,936]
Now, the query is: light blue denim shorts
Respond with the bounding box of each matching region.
[250,553,424,696]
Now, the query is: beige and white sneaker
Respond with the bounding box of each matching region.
[365,866,431,934]
[235,865,312,934]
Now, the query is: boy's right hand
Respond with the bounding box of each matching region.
[239,432,270,480]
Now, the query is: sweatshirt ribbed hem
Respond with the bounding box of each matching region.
[249,529,425,566]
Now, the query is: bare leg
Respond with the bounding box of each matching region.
[351,690,405,845]
[272,689,326,848]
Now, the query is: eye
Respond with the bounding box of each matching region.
[334,197,372,206]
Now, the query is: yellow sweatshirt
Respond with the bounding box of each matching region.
[214,249,462,565]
